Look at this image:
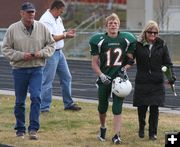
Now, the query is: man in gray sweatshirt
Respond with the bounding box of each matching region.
[1,2,55,140]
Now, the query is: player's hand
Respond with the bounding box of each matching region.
[118,67,129,80]
[168,75,176,85]
[99,73,111,85]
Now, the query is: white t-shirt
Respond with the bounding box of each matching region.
[39,9,65,49]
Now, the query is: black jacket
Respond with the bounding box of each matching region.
[133,37,174,106]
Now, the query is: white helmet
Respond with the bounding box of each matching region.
[112,77,132,98]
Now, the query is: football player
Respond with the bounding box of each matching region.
[89,13,136,144]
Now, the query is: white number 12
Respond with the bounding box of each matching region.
[106,48,122,66]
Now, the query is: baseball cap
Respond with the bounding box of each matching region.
[21,2,36,12]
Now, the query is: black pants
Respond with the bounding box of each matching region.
[137,105,159,137]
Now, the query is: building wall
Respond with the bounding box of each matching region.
[154,0,180,31]
[0,0,127,28]
[126,0,145,30]
[127,0,180,31]
[0,0,52,28]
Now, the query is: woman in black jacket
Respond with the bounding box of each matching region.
[133,20,176,140]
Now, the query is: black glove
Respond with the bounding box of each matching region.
[99,73,111,85]
[118,67,129,80]
[168,75,176,85]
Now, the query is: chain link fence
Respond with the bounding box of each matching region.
[64,30,180,65]
[0,29,180,65]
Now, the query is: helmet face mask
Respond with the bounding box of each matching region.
[112,77,132,98]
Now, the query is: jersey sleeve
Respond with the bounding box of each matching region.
[122,32,137,54]
[89,33,104,56]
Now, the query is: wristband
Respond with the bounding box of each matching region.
[99,73,105,79]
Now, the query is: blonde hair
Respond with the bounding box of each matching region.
[138,20,159,42]
[105,13,120,26]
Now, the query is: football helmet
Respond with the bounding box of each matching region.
[112,77,132,98]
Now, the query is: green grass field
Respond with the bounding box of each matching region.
[0,94,179,147]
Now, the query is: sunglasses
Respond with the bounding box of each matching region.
[146,31,158,35]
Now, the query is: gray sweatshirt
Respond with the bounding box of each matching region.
[1,20,55,68]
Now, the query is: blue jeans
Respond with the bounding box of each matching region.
[41,50,73,111]
[12,67,43,133]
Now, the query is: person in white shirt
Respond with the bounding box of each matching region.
[39,0,81,112]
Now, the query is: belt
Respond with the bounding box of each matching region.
[55,49,61,51]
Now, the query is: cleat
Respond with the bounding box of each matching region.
[112,134,122,144]
[97,127,106,142]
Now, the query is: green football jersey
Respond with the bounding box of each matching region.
[89,31,136,79]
